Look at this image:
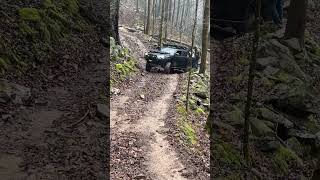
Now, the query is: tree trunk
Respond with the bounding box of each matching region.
[114,0,121,45]
[179,0,185,43]
[186,0,199,112]
[199,0,210,74]
[152,0,156,36]
[146,0,152,34]
[175,0,180,27]
[136,0,139,12]
[144,0,147,33]
[171,0,176,34]
[243,0,262,163]
[164,0,170,41]
[284,0,307,47]
[158,0,165,48]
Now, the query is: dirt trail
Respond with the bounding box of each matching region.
[111,28,187,179]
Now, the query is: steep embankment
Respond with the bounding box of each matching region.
[0,0,109,179]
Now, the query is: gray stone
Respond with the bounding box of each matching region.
[222,106,244,126]
[256,57,279,70]
[250,118,274,137]
[111,88,120,95]
[194,91,208,99]
[283,38,302,52]
[289,129,316,145]
[259,39,310,82]
[260,140,281,152]
[263,66,280,76]
[286,137,304,156]
[259,108,294,128]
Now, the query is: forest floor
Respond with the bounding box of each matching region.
[0,1,109,179]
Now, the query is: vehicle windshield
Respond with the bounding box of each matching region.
[160,47,177,55]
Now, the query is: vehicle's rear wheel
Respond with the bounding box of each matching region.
[146,63,151,72]
[164,62,171,74]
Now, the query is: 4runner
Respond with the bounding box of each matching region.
[144,43,199,73]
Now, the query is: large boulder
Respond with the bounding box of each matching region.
[222,106,244,126]
[250,118,274,137]
[259,108,294,129]
[258,39,310,82]
[256,57,279,70]
[282,38,302,52]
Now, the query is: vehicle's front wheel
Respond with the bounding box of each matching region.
[146,63,151,72]
[164,62,171,74]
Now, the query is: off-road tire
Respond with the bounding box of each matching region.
[146,63,151,72]
[164,62,171,74]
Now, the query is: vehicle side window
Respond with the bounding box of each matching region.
[181,51,188,56]
[176,51,182,56]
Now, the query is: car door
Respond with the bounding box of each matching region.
[172,50,188,69]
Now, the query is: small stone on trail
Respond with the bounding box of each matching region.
[140,94,145,99]
[111,88,120,95]
[133,174,146,180]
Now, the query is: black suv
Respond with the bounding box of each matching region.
[144,44,199,73]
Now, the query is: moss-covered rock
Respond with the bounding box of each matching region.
[273,146,303,174]
[19,8,41,22]
[181,122,197,145]
[214,143,242,167]
[250,118,274,137]
[223,106,244,126]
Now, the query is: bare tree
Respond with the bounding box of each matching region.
[199,0,210,74]
[146,0,153,34]
[186,0,199,112]
[164,0,170,40]
[243,0,262,163]
[175,0,181,27]
[158,0,165,48]
[152,0,157,36]
[171,0,176,34]
[136,0,139,12]
[179,0,185,43]
[144,0,147,33]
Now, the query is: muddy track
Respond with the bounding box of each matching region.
[111,28,188,180]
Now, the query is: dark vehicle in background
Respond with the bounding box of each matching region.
[144,43,199,73]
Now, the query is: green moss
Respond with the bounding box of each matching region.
[39,22,51,42]
[214,143,242,167]
[19,8,41,22]
[177,103,187,117]
[304,115,319,133]
[0,57,9,70]
[49,9,70,26]
[195,107,205,116]
[181,122,197,145]
[66,0,79,15]
[42,0,55,9]
[273,146,303,174]
[19,21,38,37]
[239,56,250,65]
